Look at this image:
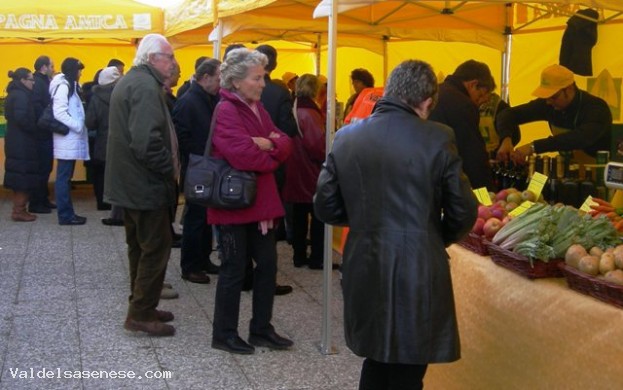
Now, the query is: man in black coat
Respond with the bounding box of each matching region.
[429,60,496,190]
[29,55,57,213]
[172,58,221,284]
[255,44,297,296]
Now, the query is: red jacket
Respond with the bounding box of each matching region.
[282,97,326,203]
[207,89,292,225]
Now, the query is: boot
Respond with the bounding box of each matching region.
[11,192,37,222]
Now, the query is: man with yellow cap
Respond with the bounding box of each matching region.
[496,64,612,164]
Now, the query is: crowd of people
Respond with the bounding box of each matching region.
[3,30,613,389]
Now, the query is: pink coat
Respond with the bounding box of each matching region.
[207,88,292,225]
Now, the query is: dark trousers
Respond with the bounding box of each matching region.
[124,207,172,321]
[291,203,324,267]
[30,137,54,207]
[91,161,109,209]
[180,202,212,275]
[213,224,277,340]
[359,358,428,390]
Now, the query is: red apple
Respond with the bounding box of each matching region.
[477,205,492,220]
[490,207,505,219]
[472,218,485,235]
[505,201,518,211]
[495,189,509,201]
[483,217,503,239]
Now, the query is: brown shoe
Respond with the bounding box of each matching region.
[182,271,211,284]
[11,211,37,222]
[155,310,174,323]
[124,318,175,336]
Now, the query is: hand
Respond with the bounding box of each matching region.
[511,144,532,165]
[268,131,281,139]
[496,137,514,162]
[251,137,274,151]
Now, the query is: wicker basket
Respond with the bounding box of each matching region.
[458,232,490,255]
[485,242,564,279]
[558,263,623,309]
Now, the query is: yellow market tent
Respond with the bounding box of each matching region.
[0,0,164,41]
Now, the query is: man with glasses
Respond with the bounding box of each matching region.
[496,64,612,165]
[105,34,179,337]
[429,60,496,190]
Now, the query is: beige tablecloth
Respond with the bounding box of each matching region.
[424,245,623,390]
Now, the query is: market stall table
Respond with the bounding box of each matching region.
[424,245,623,389]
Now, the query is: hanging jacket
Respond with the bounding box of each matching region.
[559,8,599,76]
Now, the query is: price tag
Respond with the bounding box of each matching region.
[579,195,597,213]
[527,172,548,199]
[473,187,492,206]
[509,200,535,217]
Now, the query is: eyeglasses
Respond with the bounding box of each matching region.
[154,52,175,61]
[548,88,566,101]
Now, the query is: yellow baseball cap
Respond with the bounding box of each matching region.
[532,64,575,98]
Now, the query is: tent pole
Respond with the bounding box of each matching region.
[320,0,338,356]
[316,33,322,76]
[211,21,223,60]
[383,36,388,84]
[501,3,512,102]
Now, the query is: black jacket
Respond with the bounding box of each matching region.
[559,8,599,76]
[172,82,219,175]
[3,81,39,191]
[429,75,493,190]
[314,96,477,364]
[85,82,116,162]
[32,71,51,140]
[260,74,298,137]
[497,87,611,156]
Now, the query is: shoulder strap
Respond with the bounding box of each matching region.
[203,101,222,157]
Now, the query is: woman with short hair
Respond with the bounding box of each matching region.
[209,48,293,355]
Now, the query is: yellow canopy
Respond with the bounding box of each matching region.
[0,0,164,41]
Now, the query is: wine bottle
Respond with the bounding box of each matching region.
[580,167,597,202]
[560,164,581,208]
[541,156,551,202]
[548,155,562,204]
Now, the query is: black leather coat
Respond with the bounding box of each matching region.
[314,97,477,364]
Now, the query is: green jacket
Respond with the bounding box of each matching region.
[104,64,177,210]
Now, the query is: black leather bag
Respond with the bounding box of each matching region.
[183,105,257,209]
[37,85,70,136]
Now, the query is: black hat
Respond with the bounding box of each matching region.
[61,57,84,77]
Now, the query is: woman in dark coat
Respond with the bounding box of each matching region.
[3,68,39,222]
[315,60,478,390]
[282,74,327,269]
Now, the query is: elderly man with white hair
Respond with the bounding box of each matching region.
[105,33,179,337]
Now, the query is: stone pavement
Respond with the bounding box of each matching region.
[0,186,362,390]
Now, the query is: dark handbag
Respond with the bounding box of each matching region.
[37,85,70,136]
[183,105,257,209]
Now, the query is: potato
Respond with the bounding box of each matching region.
[613,245,623,269]
[589,246,604,257]
[599,253,616,275]
[565,244,587,269]
[604,269,623,286]
[578,255,600,276]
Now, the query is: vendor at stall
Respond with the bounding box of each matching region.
[496,64,612,165]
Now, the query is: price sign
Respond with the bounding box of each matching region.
[509,200,535,217]
[473,187,492,206]
[527,172,548,199]
[579,195,597,213]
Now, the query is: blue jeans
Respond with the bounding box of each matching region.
[55,159,76,223]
